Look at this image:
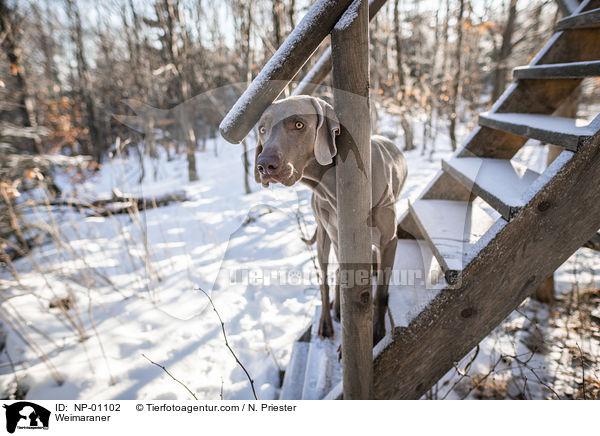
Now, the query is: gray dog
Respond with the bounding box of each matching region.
[254,95,407,343]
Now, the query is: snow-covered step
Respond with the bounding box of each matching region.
[557,7,600,31]
[409,200,496,285]
[478,112,598,151]
[388,239,444,335]
[300,307,342,400]
[442,157,541,220]
[513,60,600,79]
[279,341,310,399]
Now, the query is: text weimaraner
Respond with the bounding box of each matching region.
[254,95,407,343]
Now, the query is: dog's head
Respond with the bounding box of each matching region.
[254,95,340,188]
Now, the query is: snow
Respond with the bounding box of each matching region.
[2,110,597,401]
[480,112,597,136]
[333,0,360,31]
[410,199,496,272]
[445,157,541,207]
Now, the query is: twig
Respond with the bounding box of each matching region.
[142,354,198,400]
[576,343,586,399]
[198,287,258,400]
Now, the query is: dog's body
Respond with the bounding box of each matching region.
[254,95,407,342]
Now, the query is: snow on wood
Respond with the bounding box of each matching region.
[443,157,541,217]
[479,112,598,150]
[279,341,310,400]
[300,307,342,400]
[388,240,444,334]
[410,199,496,273]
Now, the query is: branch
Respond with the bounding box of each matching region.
[142,354,198,400]
[198,287,258,400]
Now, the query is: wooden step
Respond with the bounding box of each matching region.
[478,112,597,151]
[279,341,310,399]
[557,7,600,30]
[300,306,342,400]
[409,200,497,285]
[442,157,541,220]
[387,239,444,335]
[513,60,600,79]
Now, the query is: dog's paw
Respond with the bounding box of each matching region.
[318,316,334,338]
[332,303,341,322]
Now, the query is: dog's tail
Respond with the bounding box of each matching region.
[300,229,317,246]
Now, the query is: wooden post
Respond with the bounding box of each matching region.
[331,0,372,400]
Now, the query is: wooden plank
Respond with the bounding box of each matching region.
[301,307,342,400]
[409,200,496,284]
[218,0,355,143]
[331,0,373,400]
[536,29,600,64]
[373,132,600,400]
[279,342,310,399]
[442,157,540,220]
[514,60,600,79]
[478,112,597,151]
[557,7,600,30]
[387,239,444,335]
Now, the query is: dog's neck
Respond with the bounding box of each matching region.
[300,158,337,206]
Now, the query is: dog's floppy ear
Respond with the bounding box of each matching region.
[254,140,263,184]
[311,97,340,166]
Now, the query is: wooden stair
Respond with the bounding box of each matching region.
[556,7,600,30]
[280,0,600,399]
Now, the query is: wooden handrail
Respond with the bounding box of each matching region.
[219,0,355,144]
[293,0,389,96]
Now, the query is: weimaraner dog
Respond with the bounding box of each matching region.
[254,95,407,343]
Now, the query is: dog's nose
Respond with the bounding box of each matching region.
[257,154,281,175]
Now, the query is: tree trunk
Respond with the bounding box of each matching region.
[65,0,106,163]
[393,0,404,89]
[491,0,518,102]
[448,0,465,151]
[0,0,42,153]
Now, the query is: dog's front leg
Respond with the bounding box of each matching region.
[317,226,334,338]
[373,235,397,344]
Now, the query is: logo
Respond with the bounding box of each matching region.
[2,402,50,434]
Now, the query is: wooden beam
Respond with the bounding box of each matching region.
[331,0,373,400]
[372,133,600,399]
[218,0,355,143]
[292,0,389,96]
[557,7,600,30]
[513,60,600,79]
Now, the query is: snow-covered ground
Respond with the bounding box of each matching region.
[0,113,598,400]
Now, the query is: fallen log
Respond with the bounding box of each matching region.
[30,188,188,217]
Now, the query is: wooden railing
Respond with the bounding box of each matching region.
[219,0,389,143]
[219,0,389,400]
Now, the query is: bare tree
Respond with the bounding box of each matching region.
[449,0,466,151]
[491,0,518,102]
[0,0,41,153]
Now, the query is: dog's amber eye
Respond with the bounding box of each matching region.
[295,121,304,129]
[259,126,266,134]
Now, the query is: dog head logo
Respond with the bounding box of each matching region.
[2,402,50,433]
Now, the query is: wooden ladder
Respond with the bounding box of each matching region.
[280,0,600,399]
[373,0,600,399]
